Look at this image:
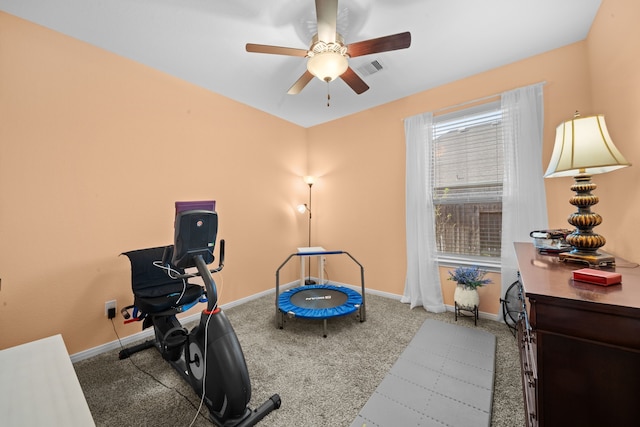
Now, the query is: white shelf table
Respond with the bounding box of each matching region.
[0,334,95,426]
[296,246,327,286]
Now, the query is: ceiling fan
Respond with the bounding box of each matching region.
[246,0,411,96]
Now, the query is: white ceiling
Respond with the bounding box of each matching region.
[1,0,601,128]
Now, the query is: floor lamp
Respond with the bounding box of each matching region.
[297,176,315,284]
[544,112,631,267]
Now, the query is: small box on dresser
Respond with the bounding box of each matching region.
[572,267,622,286]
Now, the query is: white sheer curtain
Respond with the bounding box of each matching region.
[402,83,547,316]
[402,113,446,312]
[500,83,548,319]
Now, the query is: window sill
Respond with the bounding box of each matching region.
[436,254,501,273]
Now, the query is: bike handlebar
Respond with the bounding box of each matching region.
[169,239,225,280]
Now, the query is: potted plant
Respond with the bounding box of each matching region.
[448,266,492,311]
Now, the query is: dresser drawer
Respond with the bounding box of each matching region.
[518,320,538,427]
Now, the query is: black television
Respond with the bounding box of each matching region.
[171,201,218,269]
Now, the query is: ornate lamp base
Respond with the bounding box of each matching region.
[559,250,615,268]
[559,173,616,268]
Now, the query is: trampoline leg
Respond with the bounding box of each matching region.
[276,308,284,329]
[323,319,327,338]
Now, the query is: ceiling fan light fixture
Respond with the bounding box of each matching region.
[246,1,410,96]
[307,51,348,82]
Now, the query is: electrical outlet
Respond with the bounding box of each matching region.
[105,300,117,317]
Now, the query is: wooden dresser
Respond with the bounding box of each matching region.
[514,242,640,427]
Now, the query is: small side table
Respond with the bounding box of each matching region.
[454,302,478,326]
[297,246,326,286]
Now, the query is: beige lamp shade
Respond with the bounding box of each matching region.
[544,114,631,178]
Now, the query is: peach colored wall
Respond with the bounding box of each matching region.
[310,0,639,315]
[3,0,638,354]
[0,13,307,353]
[307,42,593,315]
[308,0,640,316]
[584,0,640,260]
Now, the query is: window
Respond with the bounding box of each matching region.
[431,102,503,260]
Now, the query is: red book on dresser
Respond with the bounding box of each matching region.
[572,268,622,286]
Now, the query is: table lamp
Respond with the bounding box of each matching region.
[544,112,631,267]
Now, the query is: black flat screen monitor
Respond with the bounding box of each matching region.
[172,201,217,269]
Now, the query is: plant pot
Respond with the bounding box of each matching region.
[454,285,479,310]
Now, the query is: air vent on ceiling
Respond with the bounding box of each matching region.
[356,60,384,76]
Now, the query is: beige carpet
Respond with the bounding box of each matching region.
[74,292,525,426]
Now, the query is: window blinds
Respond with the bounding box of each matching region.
[431,101,504,257]
[432,102,503,203]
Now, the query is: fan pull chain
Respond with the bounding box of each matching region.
[325,78,331,107]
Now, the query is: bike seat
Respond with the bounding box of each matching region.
[122,246,204,315]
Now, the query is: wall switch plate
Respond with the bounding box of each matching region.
[105,300,117,317]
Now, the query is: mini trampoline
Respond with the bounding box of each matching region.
[275,250,366,337]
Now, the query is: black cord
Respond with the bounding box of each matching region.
[109,318,211,423]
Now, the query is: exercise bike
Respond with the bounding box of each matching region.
[119,206,280,426]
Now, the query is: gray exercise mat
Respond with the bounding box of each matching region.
[351,319,496,427]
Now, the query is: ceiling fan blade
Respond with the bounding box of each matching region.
[340,67,369,95]
[347,31,412,58]
[316,0,338,43]
[287,70,315,95]
[246,43,308,57]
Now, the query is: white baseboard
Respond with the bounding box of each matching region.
[335,279,498,321]
[71,280,300,363]
[71,279,497,363]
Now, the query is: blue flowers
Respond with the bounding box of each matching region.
[448,266,492,289]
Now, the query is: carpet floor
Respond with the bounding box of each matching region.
[74,292,525,426]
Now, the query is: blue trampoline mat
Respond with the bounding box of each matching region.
[278,284,362,319]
